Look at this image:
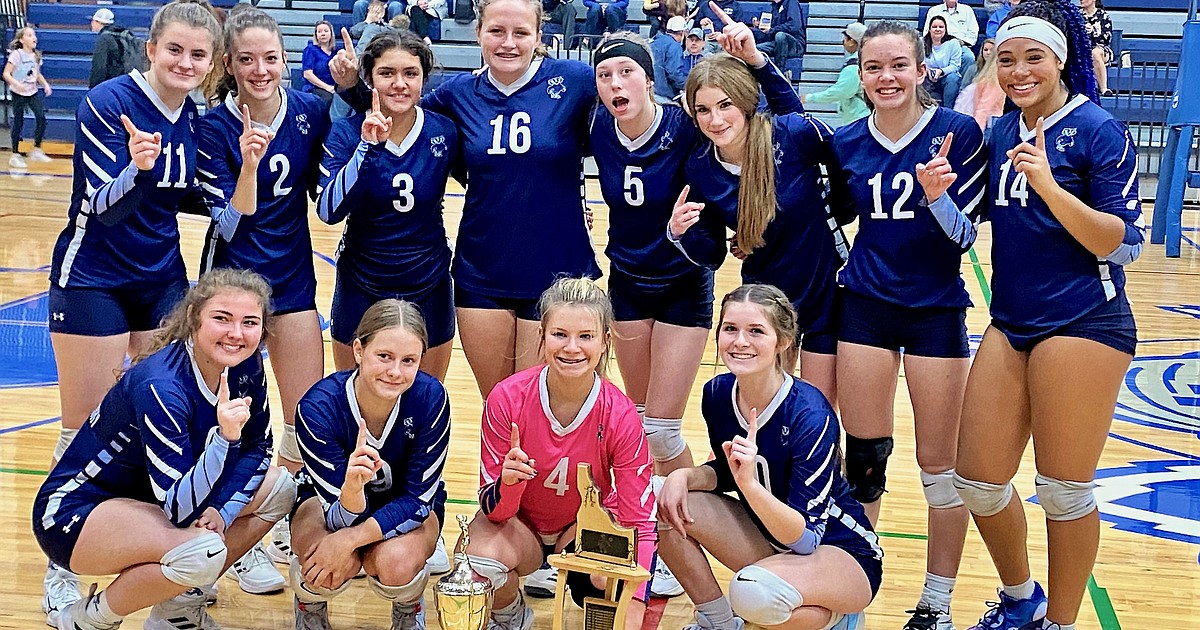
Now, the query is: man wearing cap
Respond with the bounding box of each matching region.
[650,15,689,102]
[88,8,134,87]
[682,27,715,73]
[801,22,868,126]
[753,0,805,69]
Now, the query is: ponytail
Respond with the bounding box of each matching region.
[737,113,776,252]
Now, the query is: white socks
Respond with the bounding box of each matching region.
[919,572,955,613]
[696,596,737,628]
[1002,577,1036,601]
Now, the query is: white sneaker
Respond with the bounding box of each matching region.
[390,598,426,630]
[266,517,292,564]
[488,592,534,630]
[225,542,286,594]
[144,588,222,630]
[44,562,82,627]
[29,148,52,162]
[54,594,119,630]
[426,536,450,575]
[294,598,334,630]
[649,556,684,598]
[829,611,865,630]
[683,611,745,630]
[522,562,556,599]
[9,153,27,168]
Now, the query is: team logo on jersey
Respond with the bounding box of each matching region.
[430,135,447,158]
[929,135,947,158]
[547,76,567,100]
[1114,349,1199,434]
[1055,127,1077,152]
[773,142,784,166]
[296,113,310,135]
[658,130,674,151]
[1080,459,1200,547]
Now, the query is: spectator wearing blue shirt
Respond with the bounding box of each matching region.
[696,0,743,33]
[682,27,715,73]
[753,0,805,67]
[985,0,1019,38]
[301,20,339,107]
[924,16,964,106]
[584,0,629,44]
[651,15,689,101]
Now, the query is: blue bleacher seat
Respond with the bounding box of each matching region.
[27,3,157,30]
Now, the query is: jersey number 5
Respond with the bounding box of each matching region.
[995,161,1029,208]
[868,172,916,220]
[486,113,532,155]
[624,166,644,206]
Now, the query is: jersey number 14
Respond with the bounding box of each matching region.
[995,161,1030,207]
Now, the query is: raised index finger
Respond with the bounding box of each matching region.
[747,407,758,444]
[241,104,253,135]
[218,371,230,404]
[937,131,954,159]
[356,417,368,449]
[120,114,140,137]
[675,184,691,208]
[341,28,356,58]
[510,423,521,450]
[1035,117,1046,150]
[371,88,380,113]
[710,0,735,26]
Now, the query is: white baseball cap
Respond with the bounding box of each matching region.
[92,8,115,25]
[666,16,689,33]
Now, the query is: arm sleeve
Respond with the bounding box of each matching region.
[752,58,803,115]
[368,387,451,539]
[137,381,238,527]
[930,119,987,251]
[781,402,843,554]
[295,393,367,532]
[944,41,963,75]
[478,391,529,522]
[805,65,860,104]
[823,140,858,227]
[76,93,150,227]
[315,123,369,224]
[339,80,374,114]
[1091,120,1145,265]
[196,118,243,240]
[986,13,1001,39]
[301,45,318,75]
[211,366,273,527]
[603,403,657,601]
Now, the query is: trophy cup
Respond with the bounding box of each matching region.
[434,514,494,630]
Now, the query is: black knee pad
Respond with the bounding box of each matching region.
[566,569,608,608]
[844,434,894,503]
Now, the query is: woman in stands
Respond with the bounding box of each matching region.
[302,20,339,107]
[1080,0,1113,95]
[4,26,52,167]
[466,278,656,630]
[924,15,965,106]
[826,20,986,630]
[42,2,221,623]
[656,284,881,630]
[290,299,450,629]
[33,269,296,630]
[318,30,459,386]
[955,2,1143,629]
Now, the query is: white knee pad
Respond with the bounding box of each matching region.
[160,532,227,588]
[728,565,803,627]
[369,566,429,604]
[253,467,298,523]
[643,417,687,462]
[289,555,351,603]
[279,423,303,464]
[53,427,79,462]
[921,469,965,510]
[1035,474,1097,521]
[466,555,510,591]
[952,473,1013,517]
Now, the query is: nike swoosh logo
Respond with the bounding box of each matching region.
[922,482,934,487]
[735,575,756,582]
[206,550,222,558]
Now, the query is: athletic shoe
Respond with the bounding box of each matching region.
[1016,623,1061,630]
[523,562,557,599]
[198,582,218,606]
[904,605,955,630]
[649,556,684,598]
[9,153,27,168]
[144,588,222,630]
[29,148,52,162]
[966,583,1047,630]
[225,542,286,594]
[54,600,118,630]
[682,611,745,630]
[830,611,865,630]
[294,598,334,630]
[44,562,82,627]
[488,592,534,630]
[426,536,451,575]
[391,598,426,630]
[266,516,293,565]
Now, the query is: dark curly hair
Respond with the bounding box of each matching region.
[1005,0,1100,103]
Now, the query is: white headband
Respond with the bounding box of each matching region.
[996,15,1069,64]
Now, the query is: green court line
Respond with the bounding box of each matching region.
[0,466,49,476]
[1089,575,1122,630]
[967,247,992,306]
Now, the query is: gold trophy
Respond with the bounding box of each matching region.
[434,514,494,630]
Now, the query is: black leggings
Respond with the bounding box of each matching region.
[11,91,46,153]
[408,8,438,39]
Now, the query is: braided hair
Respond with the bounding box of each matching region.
[1007,0,1100,103]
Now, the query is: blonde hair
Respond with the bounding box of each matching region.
[8,27,41,63]
[150,0,222,46]
[138,268,272,364]
[684,54,776,253]
[537,277,614,377]
[718,284,797,374]
[973,50,999,87]
[476,0,549,58]
[354,299,430,353]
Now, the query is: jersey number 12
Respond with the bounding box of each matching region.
[868,172,915,220]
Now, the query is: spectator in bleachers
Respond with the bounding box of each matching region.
[406,0,448,43]
[583,0,629,46]
[953,50,1004,132]
[351,0,393,52]
[922,0,978,83]
[924,16,964,106]
[354,0,405,22]
[4,27,52,167]
[1081,0,1113,95]
[643,0,687,37]
[697,0,742,40]
[651,15,689,101]
[301,20,339,107]
[90,8,138,88]
[751,0,805,68]
[801,21,868,126]
[986,0,1019,38]
[682,27,715,72]
[543,0,579,47]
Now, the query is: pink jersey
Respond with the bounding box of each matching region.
[479,366,657,583]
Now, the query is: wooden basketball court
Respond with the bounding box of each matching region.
[0,157,1196,629]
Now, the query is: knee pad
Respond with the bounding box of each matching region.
[466,555,510,591]
[727,564,803,627]
[643,417,687,462]
[844,435,894,504]
[279,423,303,464]
[952,473,1013,517]
[368,566,428,604]
[53,427,79,462]
[289,555,351,603]
[566,569,605,608]
[1034,474,1096,522]
[920,469,965,510]
[160,532,227,588]
[253,467,298,523]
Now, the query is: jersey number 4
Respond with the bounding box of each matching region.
[995,161,1030,208]
[487,113,532,155]
[544,456,571,497]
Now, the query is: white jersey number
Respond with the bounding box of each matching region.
[368,459,394,492]
[544,457,571,497]
[392,173,415,212]
[995,161,1030,208]
[270,154,293,197]
[156,143,189,189]
[486,112,532,155]
[754,455,773,494]
[868,172,916,220]
[623,166,644,206]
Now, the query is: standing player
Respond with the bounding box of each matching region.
[32,269,297,630]
[318,31,458,382]
[466,278,656,630]
[826,21,986,630]
[656,284,882,630]
[954,4,1144,630]
[197,6,330,580]
[42,2,221,622]
[290,299,450,630]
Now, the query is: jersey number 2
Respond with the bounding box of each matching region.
[486,113,532,155]
[269,155,292,196]
[868,172,915,220]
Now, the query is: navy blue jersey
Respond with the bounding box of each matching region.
[830,107,986,309]
[988,95,1145,333]
[197,89,330,290]
[701,373,881,561]
[37,341,272,531]
[422,57,601,299]
[676,113,848,327]
[50,71,207,290]
[296,370,450,539]
[317,108,457,295]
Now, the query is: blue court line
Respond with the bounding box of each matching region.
[0,416,59,436]
[0,169,71,179]
[1137,338,1200,344]
[313,250,337,269]
[0,265,50,273]
[1182,234,1200,253]
[1108,432,1200,461]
